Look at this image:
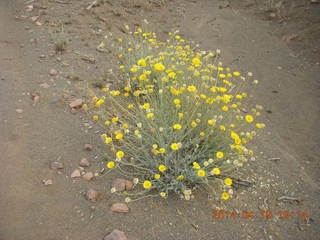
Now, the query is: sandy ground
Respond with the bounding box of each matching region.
[0,0,319,239]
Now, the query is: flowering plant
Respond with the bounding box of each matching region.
[89,24,265,201]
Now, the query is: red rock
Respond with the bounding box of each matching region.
[40,82,50,88]
[85,189,99,202]
[83,172,94,181]
[111,203,129,213]
[49,68,58,76]
[84,143,93,151]
[71,169,81,178]
[112,178,126,192]
[282,34,299,42]
[69,99,83,108]
[267,12,276,20]
[112,178,133,192]
[125,180,133,191]
[50,161,64,169]
[103,229,127,240]
[79,158,90,167]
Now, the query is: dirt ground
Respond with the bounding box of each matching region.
[0,0,319,239]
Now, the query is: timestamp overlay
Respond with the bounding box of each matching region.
[212,209,311,220]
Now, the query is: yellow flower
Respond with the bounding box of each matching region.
[203,161,209,167]
[208,119,215,125]
[143,180,152,189]
[124,86,131,92]
[119,65,125,69]
[128,104,134,109]
[191,121,197,127]
[234,138,241,145]
[219,73,226,78]
[171,143,180,151]
[95,99,104,108]
[236,94,243,99]
[139,74,147,81]
[178,113,184,118]
[112,90,121,96]
[116,151,125,159]
[153,62,166,71]
[231,132,239,140]
[177,175,184,181]
[104,121,110,126]
[187,85,197,92]
[168,72,176,79]
[256,123,265,129]
[206,98,215,104]
[221,192,230,200]
[159,148,166,154]
[224,178,232,186]
[173,124,182,130]
[188,65,195,71]
[198,169,206,177]
[160,192,166,198]
[92,115,99,121]
[192,162,200,169]
[97,42,105,48]
[101,134,107,139]
[106,161,115,169]
[111,117,118,123]
[82,104,88,110]
[152,149,160,155]
[233,71,240,76]
[105,137,113,144]
[146,112,154,119]
[212,168,221,175]
[219,87,227,93]
[216,152,224,159]
[173,99,181,105]
[222,106,229,112]
[175,35,181,40]
[158,164,167,172]
[199,132,205,136]
[192,57,201,67]
[161,77,168,82]
[130,66,139,73]
[245,115,254,123]
[142,103,150,110]
[115,133,123,140]
[137,59,147,67]
[154,174,161,179]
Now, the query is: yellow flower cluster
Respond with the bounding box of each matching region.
[90,26,266,201]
